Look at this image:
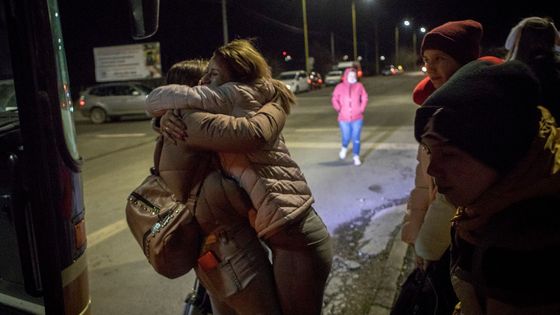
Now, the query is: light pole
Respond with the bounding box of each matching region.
[374,20,379,74]
[222,0,229,44]
[412,27,426,68]
[301,0,310,72]
[351,0,357,61]
[394,20,410,66]
[394,25,399,66]
[352,0,377,72]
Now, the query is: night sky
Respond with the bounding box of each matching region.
[58,0,560,94]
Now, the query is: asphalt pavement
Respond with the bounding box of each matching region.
[76,72,422,315]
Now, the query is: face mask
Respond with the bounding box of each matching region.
[347,72,357,84]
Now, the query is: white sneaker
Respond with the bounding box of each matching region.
[353,155,362,166]
[339,147,348,160]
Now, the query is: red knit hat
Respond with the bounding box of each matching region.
[421,20,483,65]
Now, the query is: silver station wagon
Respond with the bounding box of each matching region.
[78,82,153,124]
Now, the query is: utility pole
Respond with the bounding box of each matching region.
[222,0,229,44]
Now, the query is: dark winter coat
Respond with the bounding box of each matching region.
[450,108,560,314]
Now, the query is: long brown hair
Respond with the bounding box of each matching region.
[213,39,294,114]
[166,59,208,86]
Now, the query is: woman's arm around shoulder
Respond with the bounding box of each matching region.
[145,83,235,116]
[178,101,287,152]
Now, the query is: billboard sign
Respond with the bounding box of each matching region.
[94,42,161,82]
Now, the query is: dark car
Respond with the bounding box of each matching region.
[381,65,399,76]
[308,72,323,89]
[78,82,153,124]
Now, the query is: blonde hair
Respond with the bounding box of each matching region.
[166,59,208,87]
[214,39,294,114]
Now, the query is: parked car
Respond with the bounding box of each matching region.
[278,70,310,93]
[381,65,400,76]
[78,82,153,124]
[308,72,323,89]
[336,60,363,78]
[324,70,343,86]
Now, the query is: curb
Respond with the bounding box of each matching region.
[368,229,410,315]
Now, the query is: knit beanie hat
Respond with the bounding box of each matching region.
[421,20,483,65]
[414,60,541,174]
[505,17,560,60]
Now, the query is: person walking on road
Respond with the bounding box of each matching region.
[331,67,368,166]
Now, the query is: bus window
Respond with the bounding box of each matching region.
[47,0,80,162]
[0,80,16,112]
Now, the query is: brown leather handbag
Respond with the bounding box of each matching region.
[125,136,206,279]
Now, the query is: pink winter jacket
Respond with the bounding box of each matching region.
[331,68,368,122]
[146,82,314,239]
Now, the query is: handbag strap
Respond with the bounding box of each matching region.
[184,155,213,213]
[151,135,164,176]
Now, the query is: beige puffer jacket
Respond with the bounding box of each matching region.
[155,122,280,309]
[157,101,313,239]
[146,80,276,117]
[401,144,436,244]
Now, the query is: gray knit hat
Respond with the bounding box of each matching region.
[415,60,542,174]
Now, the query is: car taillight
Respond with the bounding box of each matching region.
[357,70,363,78]
[307,79,311,84]
[78,96,86,108]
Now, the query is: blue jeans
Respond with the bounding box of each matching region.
[338,119,363,156]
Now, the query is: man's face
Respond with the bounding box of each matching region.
[200,56,232,87]
[422,132,498,207]
[422,49,462,89]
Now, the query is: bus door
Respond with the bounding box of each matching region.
[0,0,158,314]
[0,0,89,314]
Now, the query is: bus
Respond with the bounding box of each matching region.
[0,0,157,314]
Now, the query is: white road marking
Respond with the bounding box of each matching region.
[286,141,417,150]
[87,219,128,248]
[96,133,147,138]
[86,140,416,247]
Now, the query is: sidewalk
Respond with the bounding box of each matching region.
[322,204,414,315]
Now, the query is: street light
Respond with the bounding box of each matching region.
[412,27,427,68]
[301,0,310,72]
[351,0,377,73]
[394,19,410,66]
[222,0,228,44]
[351,0,357,61]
